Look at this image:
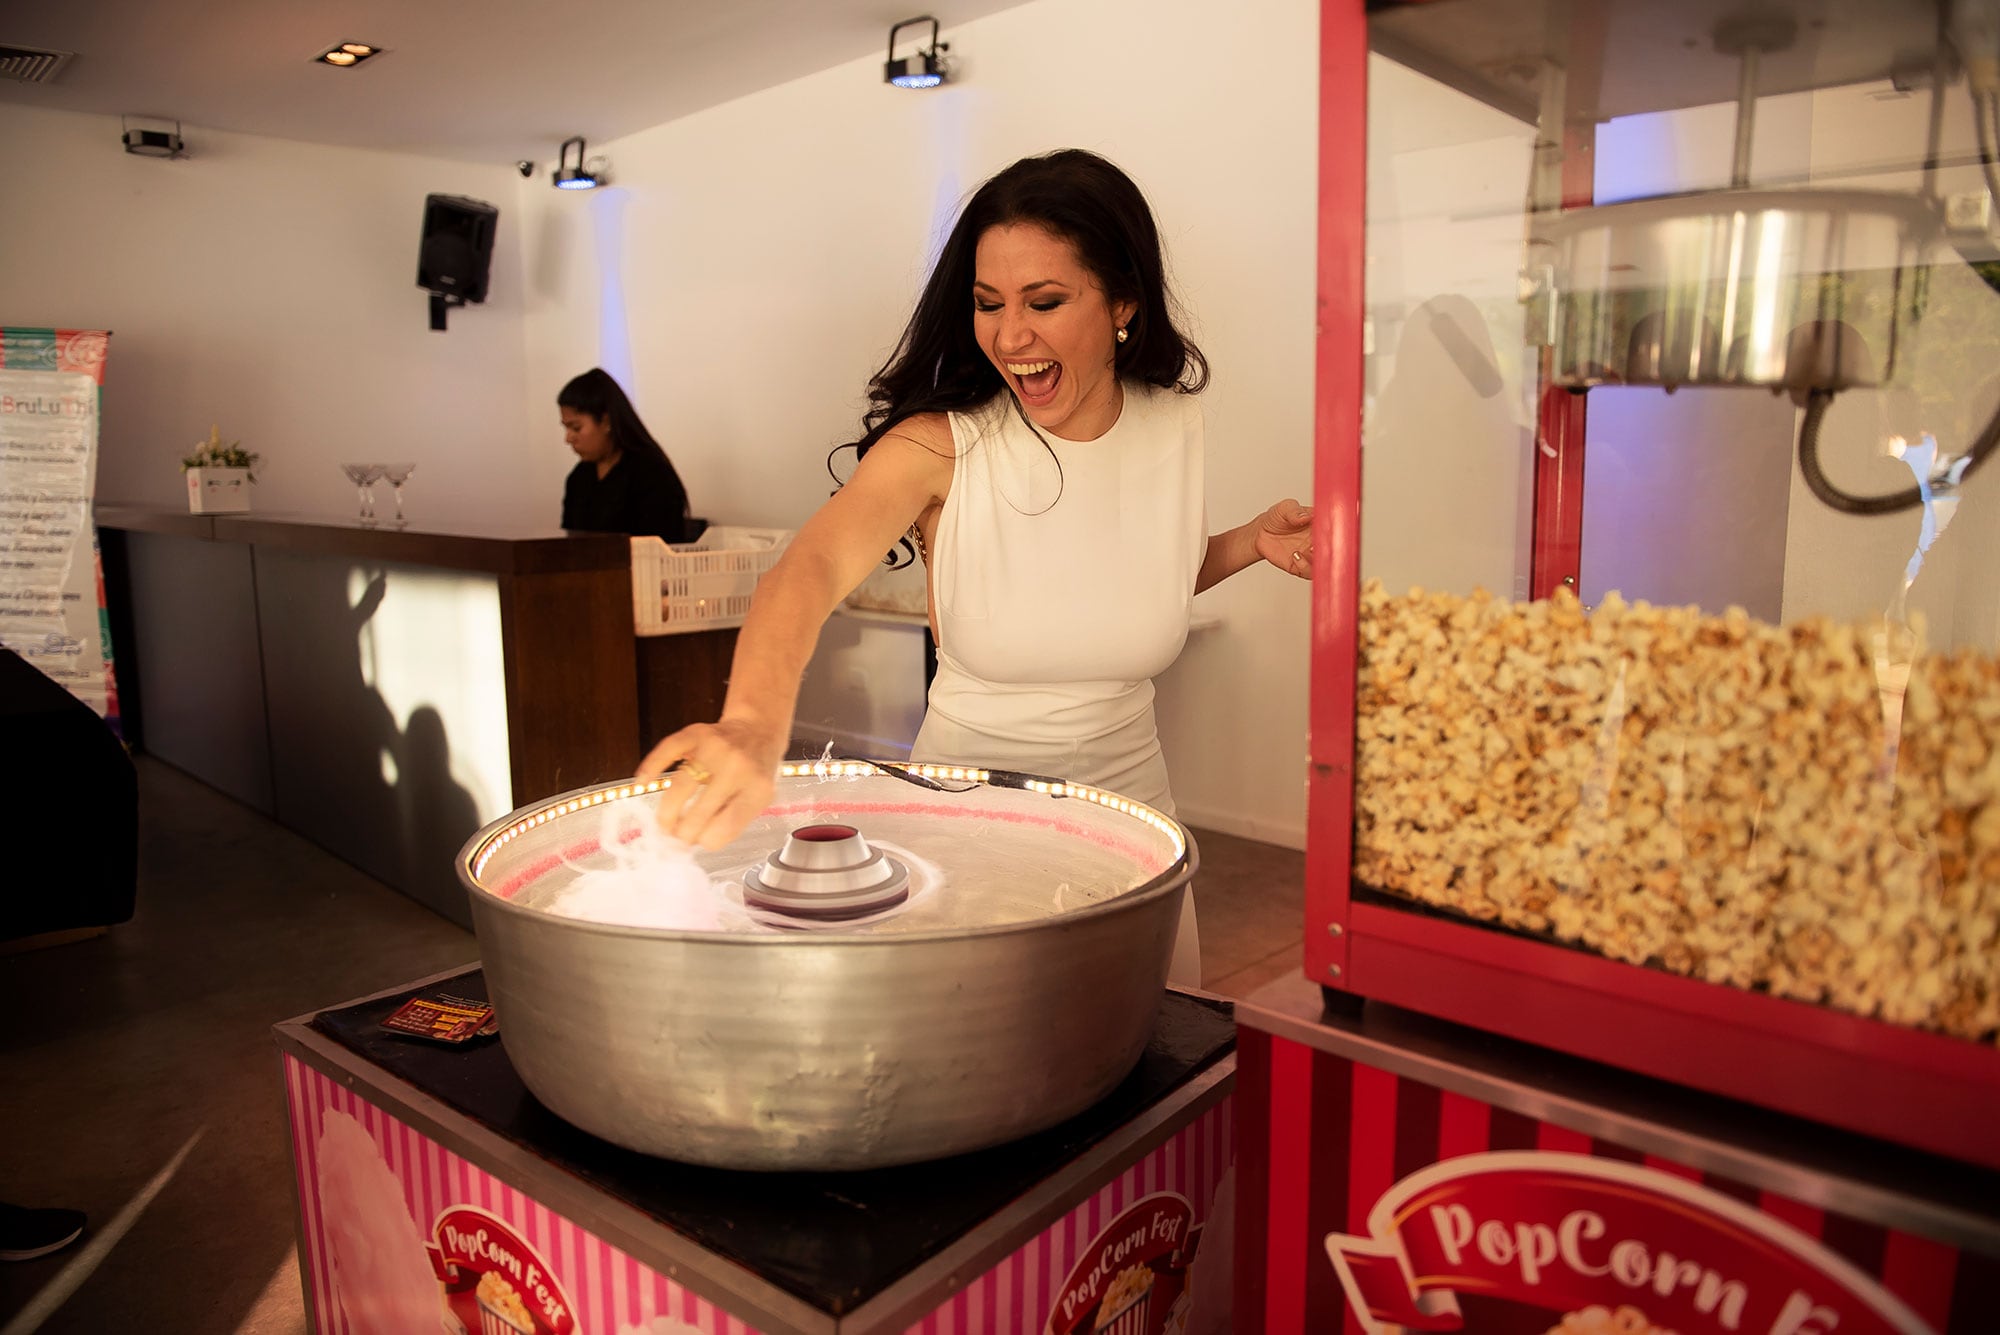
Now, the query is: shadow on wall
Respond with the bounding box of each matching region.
[261,561,484,927]
[398,705,482,914]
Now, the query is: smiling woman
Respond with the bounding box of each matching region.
[972,222,1135,439]
[635,149,1313,984]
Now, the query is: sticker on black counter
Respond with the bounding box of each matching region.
[380,993,498,1044]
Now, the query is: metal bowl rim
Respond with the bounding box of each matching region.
[456,772,1199,947]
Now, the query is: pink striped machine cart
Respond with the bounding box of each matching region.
[277,965,1235,1335]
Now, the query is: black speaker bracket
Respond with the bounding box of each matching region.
[427,289,467,332]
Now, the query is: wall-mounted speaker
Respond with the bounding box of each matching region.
[416,194,498,303]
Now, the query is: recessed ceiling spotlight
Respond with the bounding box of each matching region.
[314,42,383,68]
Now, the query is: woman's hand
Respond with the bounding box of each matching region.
[1252,498,1315,579]
[1196,497,1317,593]
[636,716,787,850]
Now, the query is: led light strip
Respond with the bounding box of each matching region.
[780,759,889,780]
[470,764,1185,879]
[867,762,1185,853]
[470,777,678,879]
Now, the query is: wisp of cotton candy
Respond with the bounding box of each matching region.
[542,800,748,932]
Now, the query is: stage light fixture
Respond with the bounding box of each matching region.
[884,16,949,89]
[552,137,606,190]
[120,115,184,158]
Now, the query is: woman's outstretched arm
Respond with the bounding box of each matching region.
[637,417,952,848]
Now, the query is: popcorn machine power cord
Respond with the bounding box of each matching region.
[1796,388,2000,515]
[1792,1,2000,516]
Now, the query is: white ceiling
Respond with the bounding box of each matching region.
[0,1,1027,165]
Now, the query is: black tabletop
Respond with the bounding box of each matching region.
[310,968,1234,1316]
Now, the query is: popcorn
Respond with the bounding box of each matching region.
[1545,1306,1679,1335]
[476,1271,535,1334]
[1095,1264,1156,1329]
[1355,582,2000,1045]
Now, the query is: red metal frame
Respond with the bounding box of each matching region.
[1531,377,1588,598]
[1302,0,1368,991]
[1302,0,2000,1170]
[1530,119,1595,600]
[1344,902,2000,1167]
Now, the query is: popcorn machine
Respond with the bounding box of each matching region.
[1303,0,2000,1173]
[1227,3,2000,1330]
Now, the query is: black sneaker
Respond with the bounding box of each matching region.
[0,1203,86,1262]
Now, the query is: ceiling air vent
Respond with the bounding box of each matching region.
[0,45,76,85]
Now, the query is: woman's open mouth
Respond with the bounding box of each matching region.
[1007,359,1062,407]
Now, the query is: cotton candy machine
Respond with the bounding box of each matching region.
[456,760,1195,1171]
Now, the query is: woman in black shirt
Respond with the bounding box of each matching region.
[557,369,695,541]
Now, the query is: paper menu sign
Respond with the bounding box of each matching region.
[0,328,115,722]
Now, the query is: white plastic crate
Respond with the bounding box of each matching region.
[631,527,792,635]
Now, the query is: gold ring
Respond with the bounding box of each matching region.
[681,763,713,785]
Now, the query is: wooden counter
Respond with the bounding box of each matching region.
[96,505,643,927]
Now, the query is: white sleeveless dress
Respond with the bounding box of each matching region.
[912,383,1206,982]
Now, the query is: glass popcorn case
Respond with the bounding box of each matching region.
[1306,0,2000,1168]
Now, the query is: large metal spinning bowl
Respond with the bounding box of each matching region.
[457,761,1196,1171]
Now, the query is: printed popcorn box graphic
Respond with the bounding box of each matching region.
[1048,1192,1204,1335]
[1325,1152,1936,1335]
[428,1206,578,1335]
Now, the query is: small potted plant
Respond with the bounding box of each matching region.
[181,425,260,514]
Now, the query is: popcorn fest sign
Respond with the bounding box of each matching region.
[429,1206,577,1335]
[1326,1154,1933,1335]
[1047,1192,1199,1335]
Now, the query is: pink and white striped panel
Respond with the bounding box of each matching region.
[897,1098,1235,1335]
[283,1053,1232,1335]
[283,1054,767,1335]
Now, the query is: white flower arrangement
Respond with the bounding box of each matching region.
[181,424,260,481]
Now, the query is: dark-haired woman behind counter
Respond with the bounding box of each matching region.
[558,368,699,542]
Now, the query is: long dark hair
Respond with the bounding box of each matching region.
[854,149,1208,458]
[558,368,671,465]
[559,368,694,541]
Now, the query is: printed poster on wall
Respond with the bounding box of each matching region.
[0,327,117,727]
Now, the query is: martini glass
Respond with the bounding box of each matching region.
[340,463,385,526]
[381,463,417,528]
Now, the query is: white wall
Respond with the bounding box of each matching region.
[0,104,539,528]
[0,0,1324,848]
[516,0,1322,846]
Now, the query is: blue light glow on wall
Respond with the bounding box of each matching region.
[1594,112,1683,203]
[590,187,636,394]
[922,91,970,275]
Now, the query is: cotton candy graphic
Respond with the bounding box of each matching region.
[315,1110,447,1335]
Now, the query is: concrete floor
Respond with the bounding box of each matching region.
[0,758,1304,1334]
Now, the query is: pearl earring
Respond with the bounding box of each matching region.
[1115,327,1128,344]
